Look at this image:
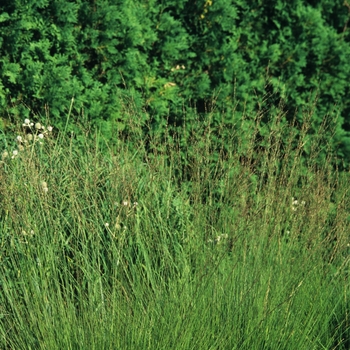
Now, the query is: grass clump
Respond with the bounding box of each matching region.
[0,108,349,349]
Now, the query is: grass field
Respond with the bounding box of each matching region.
[0,107,349,349]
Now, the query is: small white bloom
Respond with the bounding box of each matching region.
[22,229,34,236]
[123,201,129,206]
[291,197,306,211]
[24,118,30,125]
[47,126,53,132]
[105,223,109,228]
[35,122,42,130]
[13,150,18,156]
[38,133,44,139]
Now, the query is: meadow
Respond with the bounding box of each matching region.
[0,102,349,349]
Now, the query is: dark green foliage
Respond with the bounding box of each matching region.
[0,0,350,164]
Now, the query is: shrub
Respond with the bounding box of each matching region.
[0,0,349,165]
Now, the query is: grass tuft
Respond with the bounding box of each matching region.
[0,110,349,349]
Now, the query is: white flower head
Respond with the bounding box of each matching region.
[38,133,44,139]
[22,230,34,236]
[11,150,19,158]
[47,126,53,132]
[35,122,42,130]
[16,135,23,143]
[105,223,109,228]
[291,197,306,211]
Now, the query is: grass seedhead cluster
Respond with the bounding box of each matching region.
[0,109,349,349]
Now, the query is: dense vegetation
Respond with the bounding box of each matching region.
[0,1,349,348]
[0,108,349,349]
[0,0,350,165]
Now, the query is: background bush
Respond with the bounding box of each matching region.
[0,0,349,164]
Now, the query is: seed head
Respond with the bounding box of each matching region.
[35,122,42,130]
[41,181,48,193]
[2,151,9,160]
